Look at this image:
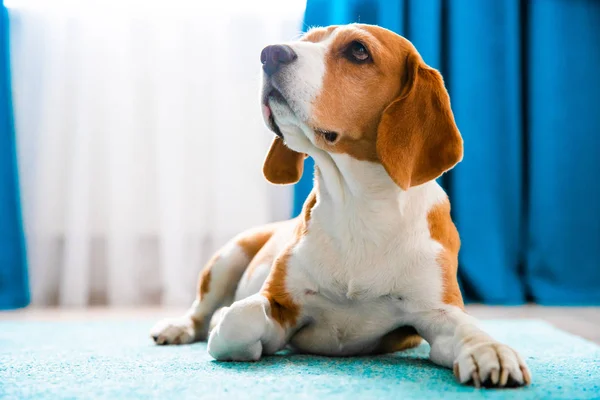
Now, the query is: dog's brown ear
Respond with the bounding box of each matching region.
[263,136,306,185]
[376,52,463,190]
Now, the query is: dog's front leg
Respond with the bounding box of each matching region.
[410,308,531,388]
[207,294,293,361]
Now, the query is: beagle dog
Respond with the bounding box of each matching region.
[151,24,531,388]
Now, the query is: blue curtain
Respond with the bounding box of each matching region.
[298,0,600,304]
[0,1,28,310]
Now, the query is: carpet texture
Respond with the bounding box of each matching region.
[1,319,598,399]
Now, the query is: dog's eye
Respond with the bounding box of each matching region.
[345,41,370,63]
[315,128,339,143]
[323,131,339,142]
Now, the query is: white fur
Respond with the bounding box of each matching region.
[156,25,531,388]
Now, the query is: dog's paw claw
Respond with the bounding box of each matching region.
[454,343,531,388]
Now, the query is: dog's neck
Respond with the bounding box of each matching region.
[308,148,445,232]
[311,149,402,205]
[307,150,446,255]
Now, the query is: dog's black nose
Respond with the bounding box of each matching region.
[261,45,297,76]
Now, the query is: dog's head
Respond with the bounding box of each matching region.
[261,24,462,190]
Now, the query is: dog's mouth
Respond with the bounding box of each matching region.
[262,88,286,138]
[262,87,338,143]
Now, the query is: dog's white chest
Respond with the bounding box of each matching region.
[285,182,448,355]
[295,200,443,304]
[288,258,437,356]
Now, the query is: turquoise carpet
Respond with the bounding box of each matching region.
[0,320,598,399]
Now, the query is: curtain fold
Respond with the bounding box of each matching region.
[527,0,600,304]
[0,1,28,310]
[447,1,526,304]
[300,0,600,304]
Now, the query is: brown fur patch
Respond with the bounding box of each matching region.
[261,251,299,327]
[376,57,463,190]
[244,220,297,280]
[198,256,215,301]
[263,137,306,185]
[245,243,277,281]
[301,191,317,230]
[261,191,318,327]
[374,326,423,354]
[236,224,279,260]
[427,198,464,309]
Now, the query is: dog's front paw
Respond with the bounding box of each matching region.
[453,343,531,388]
[208,299,271,361]
[208,327,263,362]
[150,316,203,345]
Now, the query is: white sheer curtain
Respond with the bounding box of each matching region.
[9,0,305,307]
